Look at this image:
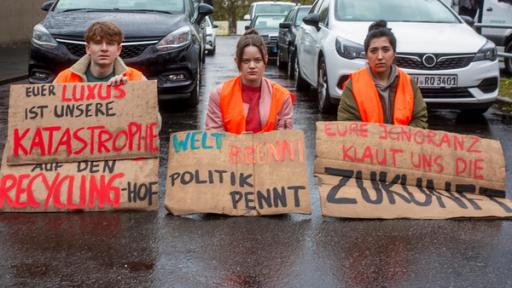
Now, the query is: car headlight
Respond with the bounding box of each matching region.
[156,26,191,52]
[473,40,497,62]
[32,24,57,49]
[335,37,365,59]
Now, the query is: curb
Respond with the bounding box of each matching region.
[496,96,512,104]
[0,75,28,86]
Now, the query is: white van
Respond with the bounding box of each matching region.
[447,0,512,73]
[480,0,512,73]
[243,1,296,21]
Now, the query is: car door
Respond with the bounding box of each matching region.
[279,9,294,60]
[305,0,330,87]
[299,0,325,84]
[314,0,332,86]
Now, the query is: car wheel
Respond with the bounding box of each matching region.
[505,39,512,75]
[277,48,286,70]
[295,52,309,91]
[287,49,295,79]
[317,58,335,113]
[211,43,216,56]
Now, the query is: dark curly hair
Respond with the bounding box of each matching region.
[364,20,396,53]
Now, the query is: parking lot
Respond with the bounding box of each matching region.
[0,36,511,287]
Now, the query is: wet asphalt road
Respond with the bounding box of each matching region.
[1,36,512,288]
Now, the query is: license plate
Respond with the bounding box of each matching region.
[410,75,458,88]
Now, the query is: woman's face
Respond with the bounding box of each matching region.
[366,36,395,76]
[237,45,267,86]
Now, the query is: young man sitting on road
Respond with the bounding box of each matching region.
[53,21,145,85]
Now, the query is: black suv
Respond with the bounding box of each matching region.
[29,0,212,106]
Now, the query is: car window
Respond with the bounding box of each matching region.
[335,0,459,23]
[295,7,311,26]
[254,15,287,29]
[188,0,196,19]
[54,0,186,13]
[284,9,294,22]
[318,0,329,26]
[310,0,325,14]
[254,3,295,15]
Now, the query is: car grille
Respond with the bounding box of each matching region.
[261,35,278,47]
[396,54,474,70]
[420,87,473,99]
[56,39,157,59]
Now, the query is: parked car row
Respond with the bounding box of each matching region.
[30,0,506,114]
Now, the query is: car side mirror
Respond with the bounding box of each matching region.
[279,22,292,29]
[41,0,54,11]
[213,24,219,28]
[243,14,250,21]
[245,25,251,30]
[195,3,213,25]
[303,14,320,31]
[460,15,475,26]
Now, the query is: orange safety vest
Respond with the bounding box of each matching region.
[351,67,414,125]
[53,67,145,83]
[219,76,291,134]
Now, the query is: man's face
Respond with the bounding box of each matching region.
[85,39,122,67]
[366,36,395,75]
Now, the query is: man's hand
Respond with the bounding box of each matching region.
[107,75,128,86]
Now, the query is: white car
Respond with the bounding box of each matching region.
[243,1,296,21]
[205,16,217,55]
[295,0,499,113]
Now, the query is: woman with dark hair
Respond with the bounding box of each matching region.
[205,29,293,133]
[337,20,428,128]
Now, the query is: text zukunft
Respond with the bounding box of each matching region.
[318,169,512,219]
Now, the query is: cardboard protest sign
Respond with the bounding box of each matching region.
[5,81,160,165]
[0,150,159,212]
[315,121,509,219]
[165,130,311,216]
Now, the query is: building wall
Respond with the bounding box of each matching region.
[0,0,48,47]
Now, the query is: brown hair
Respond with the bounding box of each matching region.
[84,21,123,45]
[364,20,396,53]
[235,29,267,69]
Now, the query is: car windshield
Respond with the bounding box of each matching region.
[54,0,185,13]
[254,15,286,29]
[335,0,459,23]
[254,3,295,15]
[295,7,310,27]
